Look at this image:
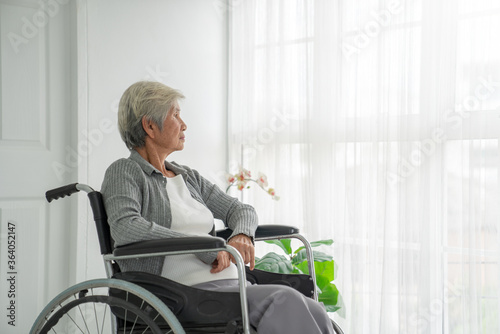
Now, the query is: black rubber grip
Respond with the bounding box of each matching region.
[45,183,80,203]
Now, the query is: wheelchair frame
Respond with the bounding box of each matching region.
[31,183,342,334]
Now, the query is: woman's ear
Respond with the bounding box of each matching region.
[141,116,156,138]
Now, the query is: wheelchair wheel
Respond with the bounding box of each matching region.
[30,278,185,334]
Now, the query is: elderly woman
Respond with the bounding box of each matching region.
[101,81,334,334]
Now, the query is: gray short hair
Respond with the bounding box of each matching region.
[118,81,185,150]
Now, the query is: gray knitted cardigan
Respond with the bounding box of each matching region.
[100,150,258,275]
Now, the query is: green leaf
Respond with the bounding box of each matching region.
[325,305,341,313]
[294,259,334,283]
[314,260,334,283]
[337,293,346,318]
[294,239,333,254]
[254,252,293,274]
[319,282,346,317]
[294,260,310,275]
[292,249,332,266]
[315,273,332,290]
[264,239,292,256]
[327,291,346,318]
[318,283,339,307]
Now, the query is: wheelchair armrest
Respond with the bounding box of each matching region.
[216,224,300,240]
[113,236,226,257]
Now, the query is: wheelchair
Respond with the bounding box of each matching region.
[30,183,344,334]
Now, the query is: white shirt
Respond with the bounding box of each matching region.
[161,175,238,285]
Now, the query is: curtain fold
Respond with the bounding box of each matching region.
[228,1,500,333]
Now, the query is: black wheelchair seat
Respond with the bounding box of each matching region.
[112,271,242,328]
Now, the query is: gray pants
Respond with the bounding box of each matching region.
[193,280,334,334]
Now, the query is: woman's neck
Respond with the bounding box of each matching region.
[135,145,174,177]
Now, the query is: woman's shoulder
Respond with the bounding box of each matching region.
[105,157,143,175]
[102,157,149,188]
[101,157,148,194]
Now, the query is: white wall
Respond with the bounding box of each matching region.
[78,0,228,280]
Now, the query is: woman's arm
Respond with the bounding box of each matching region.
[178,164,259,268]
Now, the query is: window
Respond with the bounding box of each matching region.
[228,1,500,332]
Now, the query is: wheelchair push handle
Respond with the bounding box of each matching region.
[46,183,95,203]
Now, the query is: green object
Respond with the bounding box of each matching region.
[255,239,345,316]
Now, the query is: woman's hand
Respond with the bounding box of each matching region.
[228,234,255,270]
[211,251,232,273]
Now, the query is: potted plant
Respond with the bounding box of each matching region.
[225,167,344,315]
[255,238,345,316]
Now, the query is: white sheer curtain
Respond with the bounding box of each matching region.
[228,0,500,333]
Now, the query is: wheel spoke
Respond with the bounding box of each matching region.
[77,304,92,333]
[139,312,161,334]
[99,305,108,334]
[127,314,139,334]
[93,298,100,334]
[140,326,151,334]
[66,311,86,334]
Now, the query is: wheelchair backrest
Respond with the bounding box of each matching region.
[87,191,113,255]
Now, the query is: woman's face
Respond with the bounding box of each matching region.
[153,100,187,155]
